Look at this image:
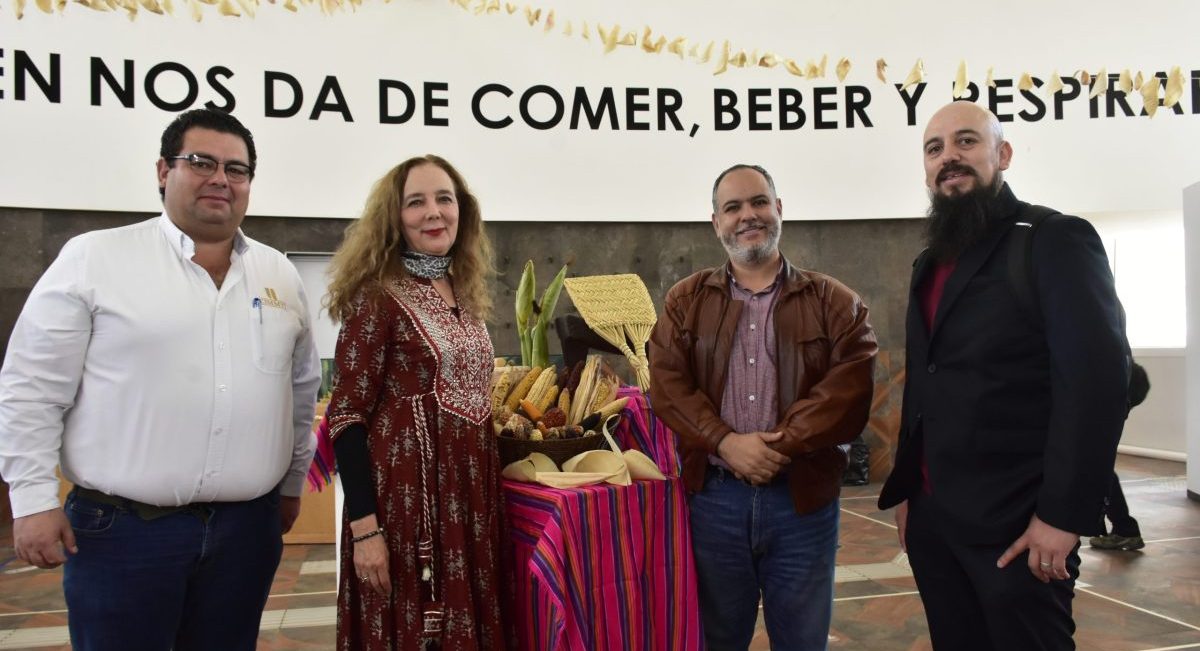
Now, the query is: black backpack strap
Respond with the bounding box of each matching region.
[1007,205,1062,327]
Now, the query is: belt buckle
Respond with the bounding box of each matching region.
[132,503,179,521]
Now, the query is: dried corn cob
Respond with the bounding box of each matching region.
[588,377,616,415]
[597,396,630,421]
[566,359,585,394]
[491,368,513,413]
[557,387,571,416]
[524,367,557,409]
[520,398,544,422]
[536,385,559,413]
[505,365,543,412]
[569,355,600,425]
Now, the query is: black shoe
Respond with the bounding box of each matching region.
[1088,533,1145,551]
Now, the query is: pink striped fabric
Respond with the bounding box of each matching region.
[503,389,702,649]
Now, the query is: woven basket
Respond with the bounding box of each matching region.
[562,274,657,390]
[497,433,607,468]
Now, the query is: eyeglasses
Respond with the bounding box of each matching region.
[167,153,254,183]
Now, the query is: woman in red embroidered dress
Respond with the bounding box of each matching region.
[323,156,510,650]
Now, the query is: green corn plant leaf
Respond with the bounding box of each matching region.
[536,264,569,329]
[531,322,549,368]
[515,260,535,329]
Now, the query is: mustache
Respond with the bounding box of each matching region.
[735,221,767,235]
[936,162,979,184]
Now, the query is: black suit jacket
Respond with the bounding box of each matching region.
[878,184,1129,544]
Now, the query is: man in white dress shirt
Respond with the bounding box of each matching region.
[0,108,320,650]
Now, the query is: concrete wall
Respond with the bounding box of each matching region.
[1122,350,1187,459]
[0,207,925,480]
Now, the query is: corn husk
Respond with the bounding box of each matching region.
[900,58,924,91]
[835,57,851,82]
[1117,69,1133,94]
[502,452,559,482]
[1141,75,1160,117]
[953,60,968,99]
[1089,67,1108,99]
[1164,66,1184,108]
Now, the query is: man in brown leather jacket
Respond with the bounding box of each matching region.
[649,163,877,650]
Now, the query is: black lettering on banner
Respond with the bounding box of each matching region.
[1106,78,1136,117]
[15,50,60,103]
[1052,78,1081,120]
[471,83,512,128]
[845,86,873,127]
[1193,70,1200,114]
[989,79,1014,122]
[748,88,771,130]
[264,71,303,118]
[570,87,617,129]
[0,48,4,100]
[657,88,684,131]
[205,67,235,112]
[519,84,564,130]
[310,76,353,121]
[91,57,133,107]
[1142,72,1184,117]
[813,87,838,129]
[145,62,198,112]
[1018,78,1045,122]
[958,82,981,103]
[424,81,449,126]
[779,88,805,130]
[714,88,740,130]
[895,83,925,126]
[379,79,415,124]
[626,87,650,130]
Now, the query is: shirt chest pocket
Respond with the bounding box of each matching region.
[249,304,301,374]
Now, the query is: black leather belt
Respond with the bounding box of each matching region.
[72,486,210,521]
[707,464,789,485]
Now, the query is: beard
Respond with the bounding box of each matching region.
[720,219,781,266]
[923,166,1004,262]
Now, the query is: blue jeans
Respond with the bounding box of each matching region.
[62,488,284,651]
[688,466,839,651]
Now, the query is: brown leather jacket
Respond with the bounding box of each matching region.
[648,259,878,514]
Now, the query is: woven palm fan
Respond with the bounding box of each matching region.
[562,274,657,390]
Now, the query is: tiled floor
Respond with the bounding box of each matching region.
[1,455,1197,650]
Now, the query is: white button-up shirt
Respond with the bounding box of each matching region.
[0,215,321,518]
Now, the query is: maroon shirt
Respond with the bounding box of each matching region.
[917,259,957,493]
[712,264,783,467]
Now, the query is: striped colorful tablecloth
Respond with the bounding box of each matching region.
[503,390,702,650]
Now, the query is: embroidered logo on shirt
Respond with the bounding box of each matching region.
[261,287,286,309]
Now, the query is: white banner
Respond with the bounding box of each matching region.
[1,0,1198,221]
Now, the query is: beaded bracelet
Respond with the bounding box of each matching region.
[351,528,384,544]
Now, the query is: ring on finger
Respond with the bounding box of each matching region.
[1038,561,1052,568]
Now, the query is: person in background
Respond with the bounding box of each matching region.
[649,163,878,650]
[1091,361,1150,551]
[323,155,511,650]
[0,107,320,650]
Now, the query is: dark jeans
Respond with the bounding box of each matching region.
[688,466,839,651]
[1101,472,1141,536]
[906,494,1079,651]
[62,488,284,651]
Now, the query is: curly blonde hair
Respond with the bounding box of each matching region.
[324,155,494,323]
